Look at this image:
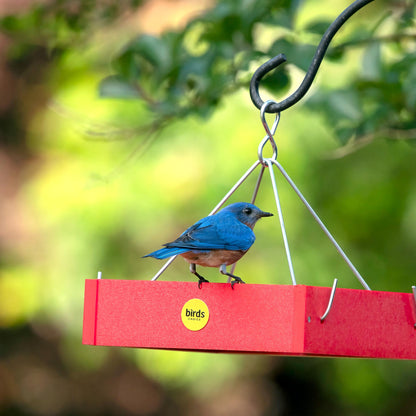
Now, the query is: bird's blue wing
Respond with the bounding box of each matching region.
[165,213,255,251]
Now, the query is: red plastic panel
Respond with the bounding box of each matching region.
[303,286,416,359]
[82,279,416,359]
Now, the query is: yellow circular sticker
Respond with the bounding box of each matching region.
[181,299,209,331]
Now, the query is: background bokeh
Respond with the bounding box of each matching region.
[1,0,416,415]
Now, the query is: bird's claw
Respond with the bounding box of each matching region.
[231,277,245,289]
[197,277,209,289]
[190,264,209,289]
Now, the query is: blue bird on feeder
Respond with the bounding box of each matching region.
[143,202,273,287]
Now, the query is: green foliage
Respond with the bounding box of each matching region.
[2,0,414,145]
[311,5,416,146]
[95,0,416,146]
[99,0,299,121]
[0,0,142,51]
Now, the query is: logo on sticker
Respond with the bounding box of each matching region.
[181,299,209,331]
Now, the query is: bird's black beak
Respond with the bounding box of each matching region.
[259,210,273,218]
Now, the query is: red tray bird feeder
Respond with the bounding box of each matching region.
[83,279,416,359]
[82,0,416,359]
[82,148,416,359]
[82,104,416,361]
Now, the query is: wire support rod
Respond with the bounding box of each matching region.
[151,160,262,281]
[150,255,176,281]
[266,158,297,286]
[251,164,266,204]
[271,159,371,291]
[320,278,338,322]
[209,160,261,215]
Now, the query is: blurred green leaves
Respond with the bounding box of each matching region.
[99,75,141,98]
[310,2,416,146]
[3,0,414,146]
[0,0,143,50]
[309,43,416,145]
[97,0,299,121]
[93,0,416,147]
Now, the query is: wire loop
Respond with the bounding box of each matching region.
[258,100,280,165]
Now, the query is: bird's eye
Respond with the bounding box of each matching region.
[243,207,252,215]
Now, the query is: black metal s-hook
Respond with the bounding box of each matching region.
[250,0,375,114]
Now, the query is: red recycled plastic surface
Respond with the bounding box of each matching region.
[82,279,416,359]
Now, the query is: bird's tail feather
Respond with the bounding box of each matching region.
[142,247,188,259]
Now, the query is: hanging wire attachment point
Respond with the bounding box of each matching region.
[258,100,280,165]
[320,278,338,322]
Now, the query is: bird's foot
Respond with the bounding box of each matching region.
[197,276,209,289]
[219,265,245,289]
[190,264,209,289]
[231,276,245,289]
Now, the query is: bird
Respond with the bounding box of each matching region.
[143,202,273,288]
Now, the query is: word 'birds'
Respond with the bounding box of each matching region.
[144,202,273,287]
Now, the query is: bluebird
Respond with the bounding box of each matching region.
[143,202,273,287]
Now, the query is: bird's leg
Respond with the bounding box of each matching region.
[190,263,209,289]
[219,264,245,288]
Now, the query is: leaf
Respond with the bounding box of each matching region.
[113,49,140,81]
[328,90,362,121]
[361,42,382,80]
[303,19,333,35]
[335,126,356,145]
[98,75,140,99]
[403,62,416,110]
[259,66,290,95]
[126,34,171,73]
[265,0,302,29]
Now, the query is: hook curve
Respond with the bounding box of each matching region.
[250,0,375,114]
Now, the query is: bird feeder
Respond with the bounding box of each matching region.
[83,279,416,359]
[82,0,416,359]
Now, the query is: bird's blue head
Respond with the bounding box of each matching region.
[219,202,273,229]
